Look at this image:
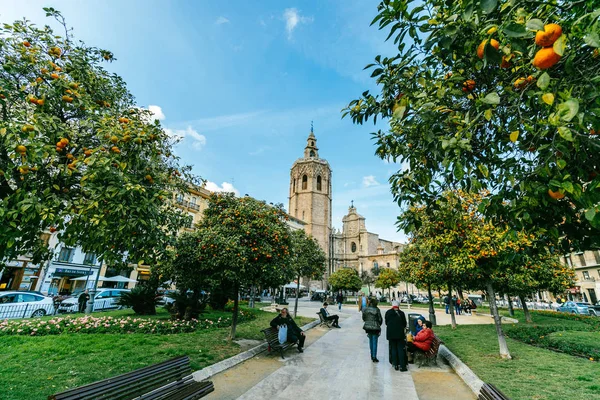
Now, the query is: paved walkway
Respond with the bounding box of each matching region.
[238,310,419,400]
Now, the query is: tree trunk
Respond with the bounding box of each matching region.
[520,294,532,323]
[458,287,464,300]
[249,285,255,308]
[506,294,514,317]
[448,283,457,329]
[437,289,443,306]
[229,283,239,341]
[427,284,437,326]
[293,275,301,318]
[487,281,511,359]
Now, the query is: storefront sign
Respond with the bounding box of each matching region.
[54,268,93,276]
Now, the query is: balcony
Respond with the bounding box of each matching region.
[579,276,596,283]
[176,198,200,211]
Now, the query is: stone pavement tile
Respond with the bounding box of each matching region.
[238,311,419,400]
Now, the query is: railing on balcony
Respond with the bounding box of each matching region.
[580,277,596,283]
[176,198,200,211]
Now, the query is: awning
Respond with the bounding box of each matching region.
[283,282,306,289]
[70,275,137,283]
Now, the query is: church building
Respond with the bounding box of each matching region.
[288,127,405,290]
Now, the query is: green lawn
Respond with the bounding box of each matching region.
[0,307,314,400]
[547,331,600,350]
[435,311,600,400]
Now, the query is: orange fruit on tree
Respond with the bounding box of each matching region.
[23,41,31,47]
[62,95,73,103]
[40,68,48,74]
[548,189,565,200]
[533,47,561,69]
[462,79,476,92]
[118,117,130,124]
[60,138,69,146]
[35,77,43,83]
[110,135,119,143]
[535,24,562,47]
[513,77,528,89]
[36,98,45,106]
[477,39,500,59]
[500,55,512,68]
[111,146,120,153]
[16,145,27,154]
[50,73,59,79]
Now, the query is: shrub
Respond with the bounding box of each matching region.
[117,285,159,315]
[530,311,600,330]
[164,291,208,321]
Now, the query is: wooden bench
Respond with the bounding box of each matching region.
[261,327,297,359]
[478,382,511,400]
[414,335,443,367]
[317,311,334,328]
[49,355,214,400]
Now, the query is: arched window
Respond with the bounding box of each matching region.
[302,175,307,190]
[310,141,314,146]
[293,179,296,192]
[373,262,379,275]
[351,242,357,253]
[317,175,322,191]
[310,150,315,157]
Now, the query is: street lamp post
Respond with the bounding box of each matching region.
[85,262,101,314]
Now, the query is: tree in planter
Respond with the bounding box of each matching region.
[374,267,400,300]
[168,193,293,339]
[290,229,327,317]
[0,9,196,270]
[329,268,363,293]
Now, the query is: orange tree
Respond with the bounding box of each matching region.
[167,193,293,339]
[0,9,194,268]
[374,267,401,299]
[290,229,327,317]
[329,267,363,292]
[346,0,600,252]
[400,190,574,358]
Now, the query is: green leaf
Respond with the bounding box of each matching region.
[553,34,567,57]
[503,22,528,38]
[454,162,464,180]
[585,208,596,221]
[557,127,574,142]
[561,181,574,193]
[558,99,579,122]
[526,19,544,31]
[482,92,500,105]
[480,0,497,14]
[584,32,600,48]
[484,109,493,121]
[557,159,567,170]
[478,164,489,178]
[537,72,550,90]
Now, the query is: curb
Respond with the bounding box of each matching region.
[192,318,321,382]
[438,344,484,396]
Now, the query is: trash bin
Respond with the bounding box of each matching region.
[407,313,424,336]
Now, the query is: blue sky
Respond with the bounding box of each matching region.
[2,1,407,242]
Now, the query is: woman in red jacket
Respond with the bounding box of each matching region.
[406,320,434,362]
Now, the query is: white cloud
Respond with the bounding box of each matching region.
[204,181,239,196]
[215,16,230,25]
[362,175,379,187]
[164,126,206,150]
[148,105,165,121]
[283,8,313,39]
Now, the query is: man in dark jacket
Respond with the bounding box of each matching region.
[336,291,344,311]
[320,302,341,328]
[270,308,306,352]
[385,300,407,371]
[78,289,90,313]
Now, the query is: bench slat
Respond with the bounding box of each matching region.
[478,383,510,400]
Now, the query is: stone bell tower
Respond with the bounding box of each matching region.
[289,124,332,287]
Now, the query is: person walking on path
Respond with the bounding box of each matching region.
[78,289,90,313]
[444,295,450,314]
[385,300,408,371]
[270,307,306,352]
[362,297,383,362]
[336,291,344,311]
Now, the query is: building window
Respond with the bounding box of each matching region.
[293,179,296,192]
[583,271,590,280]
[387,262,390,268]
[351,242,357,253]
[373,262,379,275]
[594,251,600,265]
[317,175,322,191]
[302,175,307,190]
[578,254,586,266]
[311,141,314,146]
[83,253,96,265]
[58,247,74,263]
[563,256,573,267]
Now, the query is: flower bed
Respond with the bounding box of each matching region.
[0,310,257,336]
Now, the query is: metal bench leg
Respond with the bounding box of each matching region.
[280,348,285,359]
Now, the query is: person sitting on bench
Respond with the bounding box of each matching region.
[319,302,341,328]
[270,308,306,353]
[406,321,434,363]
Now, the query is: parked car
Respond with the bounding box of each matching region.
[58,288,130,313]
[556,301,591,315]
[156,290,177,306]
[0,291,55,319]
[310,290,328,302]
[588,302,600,316]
